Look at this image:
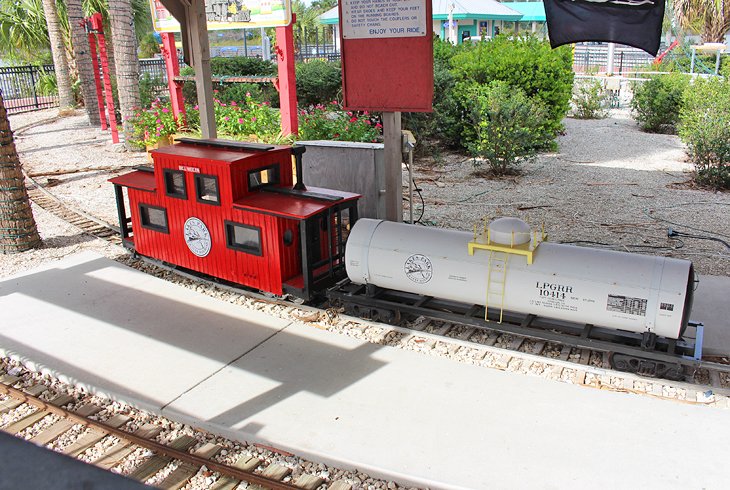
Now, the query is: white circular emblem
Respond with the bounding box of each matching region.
[404,254,433,284]
[183,217,212,257]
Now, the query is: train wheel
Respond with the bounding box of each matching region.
[609,352,685,381]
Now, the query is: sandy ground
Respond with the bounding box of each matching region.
[3,107,729,278]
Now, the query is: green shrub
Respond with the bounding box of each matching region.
[630,73,689,133]
[139,73,165,108]
[139,33,161,59]
[571,78,609,119]
[464,81,550,176]
[449,34,574,141]
[35,69,57,96]
[402,50,462,149]
[218,83,266,104]
[295,60,342,107]
[299,102,381,143]
[678,77,730,190]
[210,56,276,76]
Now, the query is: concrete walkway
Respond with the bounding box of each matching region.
[1,252,729,489]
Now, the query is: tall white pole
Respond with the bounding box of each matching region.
[607,42,616,75]
[448,3,455,44]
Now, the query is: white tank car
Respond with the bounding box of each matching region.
[345,218,695,339]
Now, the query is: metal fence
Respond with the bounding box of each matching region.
[0,64,59,114]
[573,45,656,75]
[295,25,340,62]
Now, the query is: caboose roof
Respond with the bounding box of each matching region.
[234,187,360,220]
[151,141,291,165]
[108,170,156,192]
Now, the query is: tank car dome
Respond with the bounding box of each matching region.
[488,217,531,245]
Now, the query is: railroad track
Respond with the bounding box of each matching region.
[0,373,351,490]
[20,172,730,395]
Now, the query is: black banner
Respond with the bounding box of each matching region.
[544,0,666,55]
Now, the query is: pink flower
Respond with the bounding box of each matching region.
[363,111,369,116]
[246,92,251,97]
[193,105,199,110]
[263,101,270,106]
[347,111,353,117]
[156,119,161,123]
[350,117,357,123]
[224,116,230,121]
[375,122,383,129]
[365,120,371,125]
[162,108,169,113]
[331,100,338,105]
[238,118,244,123]
[230,101,237,106]
[251,117,257,122]
[213,89,219,94]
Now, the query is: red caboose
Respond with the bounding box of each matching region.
[110,138,360,300]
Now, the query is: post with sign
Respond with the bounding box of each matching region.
[338,0,433,222]
[150,0,294,137]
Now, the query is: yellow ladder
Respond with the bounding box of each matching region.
[486,251,509,323]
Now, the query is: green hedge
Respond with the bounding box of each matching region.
[449,35,574,140]
[295,60,342,107]
[678,78,730,189]
[630,73,689,133]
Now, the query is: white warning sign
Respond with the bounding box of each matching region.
[341,0,427,39]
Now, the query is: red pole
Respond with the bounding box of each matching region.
[91,14,119,144]
[87,31,107,130]
[161,32,185,123]
[275,15,298,136]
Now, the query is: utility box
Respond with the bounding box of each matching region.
[298,140,386,219]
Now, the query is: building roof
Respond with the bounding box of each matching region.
[501,2,545,22]
[432,0,522,20]
[319,0,523,24]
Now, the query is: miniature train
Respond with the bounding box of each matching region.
[110,139,702,379]
[110,138,359,300]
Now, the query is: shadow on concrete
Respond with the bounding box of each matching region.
[0,255,387,428]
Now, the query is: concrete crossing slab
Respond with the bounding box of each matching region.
[165,322,730,490]
[0,251,290,410]
[1,252,730,489]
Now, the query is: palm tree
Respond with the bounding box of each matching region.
[107,0,141,149]
[0,91,41,253]
[66,0,101,126]
[673,0,730,43]
[41,0,75,110]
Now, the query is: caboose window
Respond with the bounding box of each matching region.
[248,166,280,190]
[225,221,262,256]
[195,174,220,205]
[164,169,187,199]
[139,204,168,233]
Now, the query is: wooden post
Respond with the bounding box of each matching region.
[382,111,402,222]
[187,0,216,139]
[161,32,186,123]
[276,16,298,136]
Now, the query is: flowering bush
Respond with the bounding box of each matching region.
[214,93,281,141]
[298,101,381,142]
[126,100,180,149]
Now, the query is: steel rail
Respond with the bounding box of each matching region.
[0,382,300,490]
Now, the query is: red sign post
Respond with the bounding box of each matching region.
[338,0,433,221]
[338,0,433,112]
[86,13,119,143]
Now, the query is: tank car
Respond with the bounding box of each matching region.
[330,217,703,380]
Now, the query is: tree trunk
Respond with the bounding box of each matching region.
[41,0,75,111]
[108,0,140,149]
[66,0,101,126]
[0,92,41,254]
